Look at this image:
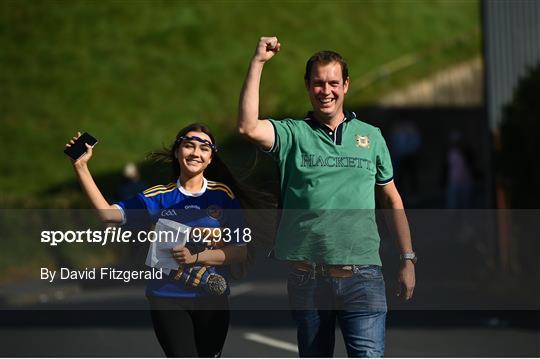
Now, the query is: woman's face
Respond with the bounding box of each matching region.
[176,131,214,177]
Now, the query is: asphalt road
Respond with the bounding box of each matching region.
[1,310,538,357]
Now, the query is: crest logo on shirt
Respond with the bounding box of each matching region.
[207,205,223,220]
[355,135,370,148]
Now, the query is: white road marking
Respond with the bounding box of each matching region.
[229,283,255,297]
[243,332,298,353]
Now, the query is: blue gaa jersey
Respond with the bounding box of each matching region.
[114,178,245,298]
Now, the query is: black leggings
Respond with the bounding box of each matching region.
[148,296,230,357]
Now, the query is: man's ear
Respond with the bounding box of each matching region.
[344,77,350,94]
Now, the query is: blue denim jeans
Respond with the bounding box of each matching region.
[288,265,387,357]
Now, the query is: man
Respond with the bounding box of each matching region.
[238,36,415,357]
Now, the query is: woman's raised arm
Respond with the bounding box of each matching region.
[66,132,123,223]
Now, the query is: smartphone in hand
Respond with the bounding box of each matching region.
[64,132,98,160]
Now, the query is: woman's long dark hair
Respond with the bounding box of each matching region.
[149,123,274,210]
[149,124,277,271]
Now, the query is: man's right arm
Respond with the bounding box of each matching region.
[237,37,281,151]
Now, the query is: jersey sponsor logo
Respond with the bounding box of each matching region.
[160,209,178,217]
[355,134,370,148]
[185,205,201,210]
[300,153,374,171]
[207,205,223,220]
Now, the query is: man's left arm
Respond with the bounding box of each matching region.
[376,181,416,300]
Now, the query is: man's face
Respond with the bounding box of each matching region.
[306,61,349,122]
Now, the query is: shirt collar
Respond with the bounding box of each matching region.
[304,111,356,127]
[177,177,207,197]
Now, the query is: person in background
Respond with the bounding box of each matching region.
[444,131,476,209]
[118,162,147,201]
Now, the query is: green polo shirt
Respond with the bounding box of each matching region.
[268,112,393,265]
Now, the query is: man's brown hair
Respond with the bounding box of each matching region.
[304,51,349,84]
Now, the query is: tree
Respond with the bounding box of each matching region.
[499,63,540,208]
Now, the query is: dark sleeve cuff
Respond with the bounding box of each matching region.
[375,177,394,186]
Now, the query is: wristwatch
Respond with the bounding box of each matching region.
[400,252,417,264]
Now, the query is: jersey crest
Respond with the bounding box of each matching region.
[207,204,224,220]
[355,134,370,148]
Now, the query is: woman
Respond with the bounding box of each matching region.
[66,123,250,357]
